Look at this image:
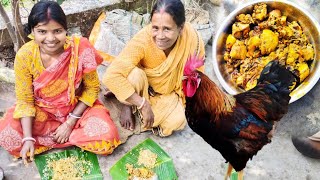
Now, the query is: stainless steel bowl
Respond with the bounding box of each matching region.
[213,0,320,103]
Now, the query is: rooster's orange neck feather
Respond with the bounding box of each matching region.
[195,72,236,116]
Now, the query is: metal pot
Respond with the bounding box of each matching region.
[213,0,320,103]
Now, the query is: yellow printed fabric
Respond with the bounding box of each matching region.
[13,40,100,119]
[1,36,120,157]
[103,22,205,103]
[78,71,100,106]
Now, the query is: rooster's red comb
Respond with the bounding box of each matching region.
[184,52,205,75]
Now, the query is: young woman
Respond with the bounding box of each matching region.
[103,0,205,137]
[0,1,120,164]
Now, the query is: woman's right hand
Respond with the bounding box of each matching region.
[140,100,154,129]
[20,141,35,165]
[20,117,35,165]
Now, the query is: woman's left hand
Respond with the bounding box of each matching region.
[140,100,154,129]
[53,118,76,143]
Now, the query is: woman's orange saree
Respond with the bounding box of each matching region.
[0,36,120,157]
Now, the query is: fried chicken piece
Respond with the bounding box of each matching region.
[232,22,250,39]
[226,34,237,49]
[252,3,267,22]
[269,9,281,18]
[278,26,294,38]
[296,62,310,82]
[287,43,300,64]
[301,44,314,61]
[259,29,279,55]
[247,35,261,57]
[230,40,247,60]
[237,14,254,24]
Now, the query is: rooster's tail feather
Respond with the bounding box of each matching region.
[257,60,297,92]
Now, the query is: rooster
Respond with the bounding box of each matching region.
[183,54,297,180]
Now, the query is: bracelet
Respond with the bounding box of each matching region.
[22,137,36,144]
[68,112,82,119]
[137,97,146,110]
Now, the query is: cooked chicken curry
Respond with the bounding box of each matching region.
[224,3,314,90]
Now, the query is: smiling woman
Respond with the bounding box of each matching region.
[103,0,206,137]
[151,12,182,56]
[0,0,120,166]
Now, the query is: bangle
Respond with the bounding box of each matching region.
[22,137,36,144]
[68,112,81,119]
[137,97,146,110]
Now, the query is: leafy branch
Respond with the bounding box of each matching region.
[0,0,26,52]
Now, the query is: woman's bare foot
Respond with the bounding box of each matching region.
[104,90,115,98]
[120,105,135,131]
[101,86,115,98]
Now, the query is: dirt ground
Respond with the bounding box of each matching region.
[0,0,320,179]
[0,44,319,180]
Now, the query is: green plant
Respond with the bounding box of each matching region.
[0,0,10,7]
[0,0,27,52]
[57,0,65,5]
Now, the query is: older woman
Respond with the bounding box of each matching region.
[103,0,205,137]
[0,1,120,164]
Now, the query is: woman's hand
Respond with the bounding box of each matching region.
[53,118,76,144]
[124,93,154,129]
[53,101,87,143]
[20,141,35,165]
[140,100,154,129]
[20,117,35,165]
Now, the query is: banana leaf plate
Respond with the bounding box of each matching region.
[109,138,177,180]
[34,147,103,180]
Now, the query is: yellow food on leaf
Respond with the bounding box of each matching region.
[126,149,158,180]
[44,156,93,180]
[137,149,158,169]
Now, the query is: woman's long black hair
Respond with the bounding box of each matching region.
[26,0,67,34]
[150,0,185,27]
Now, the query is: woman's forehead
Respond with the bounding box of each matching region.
[34,20,64,29]
[151,12,176,27]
